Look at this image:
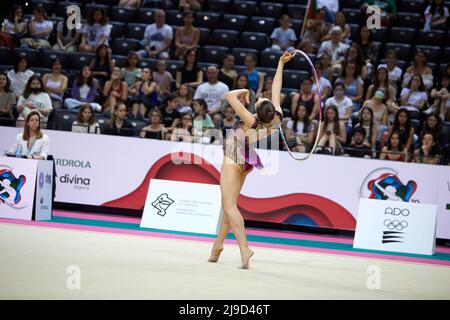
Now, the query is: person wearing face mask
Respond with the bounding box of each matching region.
[8,110,50,159]
[325,82,353,123]
[16,75,52,128]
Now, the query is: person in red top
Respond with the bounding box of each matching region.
[103,67,128,114]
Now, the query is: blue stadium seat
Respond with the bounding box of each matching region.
[37,50,68,69]
[397,12,422,29]
[282,70,309,89]
[125,23,147,40]
[198,28,211,46]
[259,2,284,19]
[388,27,417,44]
[417,30,445,46]
[259,50,282,68]
[286,4,306,20]
[239,32,269,51]
[211,30,239,47]
[384,43,413,62]
[258,67,276,78]
[231,48,259,66]
[139,58,157,69]
[0,48,12,66]
[55,1,79,18]
[27,0,55,15]
[165,60,183,77]
[221,14,248,32]
[137,8,156,24]
[112,38,141,56]
[415,45,442,63]
[398,0,425,14]
[53,109,78,132]
[342,0,365,9]
[195,12,221,29]
[109,21,126,40]
[165,10,184,27]
[207,0,230,12]
[200,46,229,65]
[112,55,128,68]
[14,48,38,67]
[67,52,95,71]
[231,1,258,16]
[110,6,136,23]
[249,17,276,35]
[343,8,362,25]
[83,3,109,17]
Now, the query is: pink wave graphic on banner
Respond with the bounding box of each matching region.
[102,152,356,230]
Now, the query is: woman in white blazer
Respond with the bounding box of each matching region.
[9,110,50,159]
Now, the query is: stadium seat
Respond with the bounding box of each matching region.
[198,28,211,46]
[239,32,269,51]
[53,110,78,132]
[290,19,303,38]
[384,43,413,62]
[128,119,148,136]
[125,23,147,40]
[14,48,38,67]
[282,70,309,89]
[371,27,389,42]
[388,27,416,44]
[165,10,184,27]
[207,0,230,12]
[83,3,109,17]
[165,60,183,77]
[110,6,136,23]
[29,67,51,77]
[259,2,284,19]
[231,48,259,66]
[285,54,311,71]
[211,30,239,47]
[67,52,95,71]
[141,0,166,8]
[342,0,365,9]
[37,50,68,69]
[195,12,221,29]
[234,65,246,75]
[415,45,442,63]
[221,14,248,32]
[139,58,157,69]
[200,46,229,65]
[137,8,156,24]
[55,1,78,18]
[343,8,362,25]
[397,12,422,29]
[249,17,276,35]
[0,48,12,66]
[231,1,258,16]
[109,22,126,40]
[197,62,218,71]
[444,48,450,62]
[286,4,306,20]
[27,0,55,15]
[417,30,445,46]
[398,0,425,13]
[259,50,282,68]
[258,67,276,78]
[112,38,141,56]
[112,55,128,68]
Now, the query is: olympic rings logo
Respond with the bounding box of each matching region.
[384,219,408,231]
[384,207,410,216]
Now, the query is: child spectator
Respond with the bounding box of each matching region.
[103,103,134,136]
[0,5,27,48]
[317,105,347,155]
[269,14,297,52]
[129,68,159,119]
[413,132,441,164]
[79,7,111,53]
[42,59,68,110]
[53,10,81,53]
[193,98,214,132]
[379,131,408,162]
[154,59,173,98]
[103,67,128,114]
[121,52,142,89]
[20,6,53,50]
[140,108,167,140]
[71,104,100,134]
[65,66,102,112]
[285,104,314,153]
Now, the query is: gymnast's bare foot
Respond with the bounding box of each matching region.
[240,248,254,269]
[208,244,224,263]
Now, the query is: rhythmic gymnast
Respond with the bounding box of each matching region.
[208,51,297,269]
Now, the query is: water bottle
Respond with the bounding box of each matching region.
[15,145,22,158]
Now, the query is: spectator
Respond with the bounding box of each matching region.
[387,109,415,152]
[65,66,102,112]
[154,59,173,98]
[171,112,199,142]
[354,106,378,149]
[179,0,204,11]
[103,103,134,136]
[140,108,167,140]
[319,52,333,81]
[220,105,236,137]
[7,54,34,99]
[344,126,371,158]
[221,74,255,116]
[413,132,441,164]
[20,6,53,50]
[0,5,27,48]
[400,74,428,115]
[0,72,15,120]
[430,74,450,121]
[42,59,68,110]
[378,49,403,91]
[8,111,50,159]
[121,52,142,89]
[298,8,330,54]
[71,104,100,134]
[218,54,238,90]
[366,66,398,118]
[118,0,142,8]
[129,67,158,119]
[160,93,181,133]
[193,98,214,132]
[291,78,321,120]
[317,0,340,23]
[346,43,368,80]
[174,11,199,60]
[362,0,397,27]
[16,75,52,127]
[317,26,349,77]
[402,49,434,91]
[90,44,114,89]
[312,62,332,100]
[269,14,297,52]
[193,66,229,116]
[79,7,111,53]
[176,83,193,113]
[420,112,446,149]
[243,53,264,96]
[317,105,347,155]
[424,0,449,30]
[103,67,128,114]
[361,88,388,140]
[322,11,350,43]
[176,48,203,89]
[285,104,314,153]
[52,10,81,53]
[137,9,173,59]
[258,76,286,108]
[379,131,407,162]
[335,60,364,112]
[356,26,379,72]
[325,82,353,123]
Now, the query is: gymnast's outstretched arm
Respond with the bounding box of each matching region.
[272,51,296,115]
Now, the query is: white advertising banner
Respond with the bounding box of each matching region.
[0,157,37,220]
[140,179,222,235]
[0,126,449,240]
[354,199,438,255]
